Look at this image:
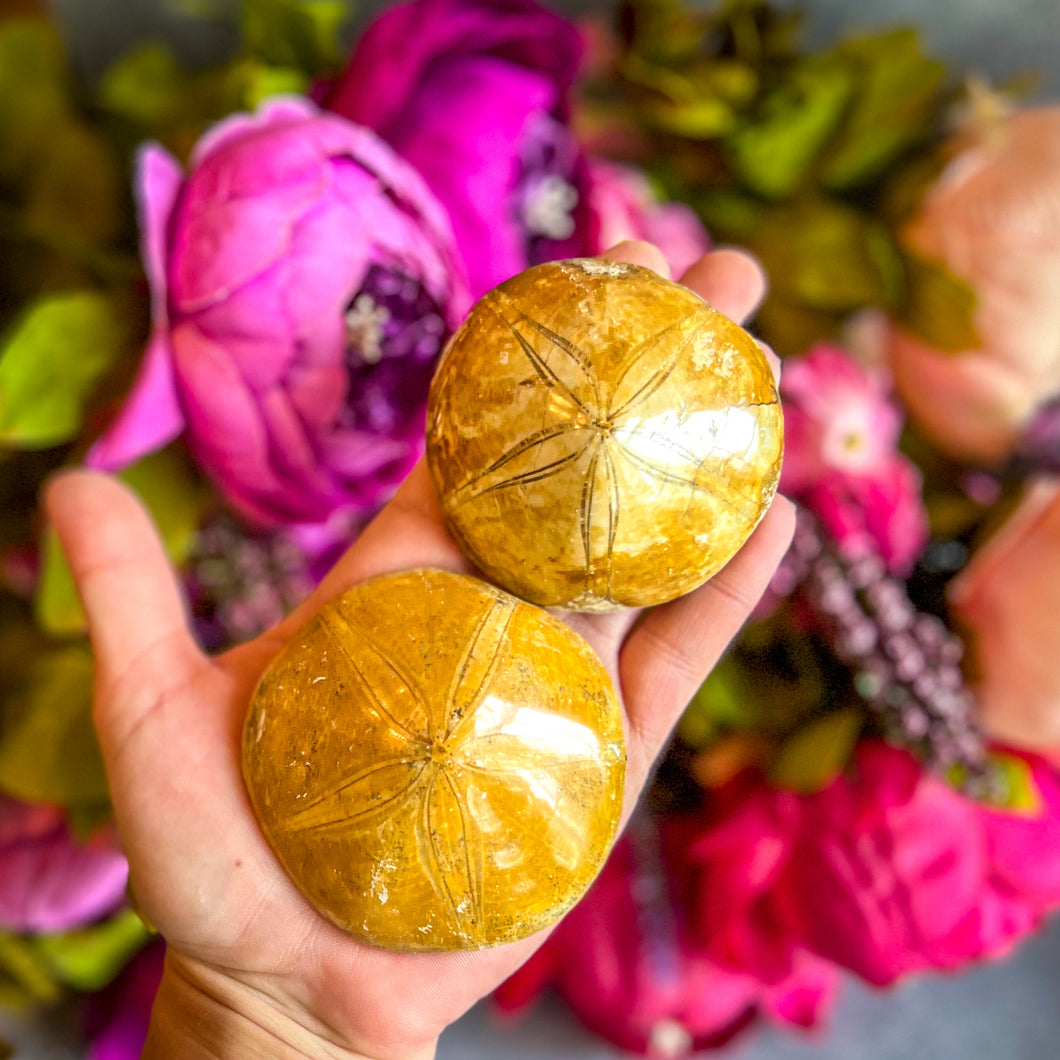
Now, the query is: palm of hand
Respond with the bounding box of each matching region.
[46,244,793,1059]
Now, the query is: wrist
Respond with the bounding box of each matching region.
[144,952,437,1060]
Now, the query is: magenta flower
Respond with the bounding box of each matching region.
[782,742,1060,985]
[0,796,128,933]
[780,344,928,572]
[84,941,165,1060]
[89,98,470,526]
[323,0,593,298]
[586,158,711,276]
[497,821,837,1056]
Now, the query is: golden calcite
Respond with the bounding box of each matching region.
[242,569,626,952]
[426,259,784,611]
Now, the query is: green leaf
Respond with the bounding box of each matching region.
[34,446,208,636]
[238,60,310,107]
[35,910,151,992]
[819,29,945,191]
[0,644,108,806]
[736,197,906,317]
[98,43,187,129]
[117,447,207,566]
[33,526,85,636]
[897,251,980,352]
[24,122,122,250]
[978,751,1042,815]
[0,931,63,1008]
[645,94,737,138]
[724,57,853,198]
[769,708,863,794]
[0,18,70,180]
[680,653,754,746]
[241,0,350,74]
[0,292,126,449]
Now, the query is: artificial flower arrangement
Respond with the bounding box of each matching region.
[1,0,1059,1055]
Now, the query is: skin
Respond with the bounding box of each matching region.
[44,243,794,1059]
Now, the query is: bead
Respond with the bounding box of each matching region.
[426,260,783,611]
[242,569,626,951]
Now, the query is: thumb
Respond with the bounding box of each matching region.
[43,470,202,751]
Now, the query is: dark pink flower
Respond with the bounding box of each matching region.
[0,796,128,933]
[84,941,165,1060]
[323,0,594,298]
[89,98,469,526]
[785,742,1060,985]
[780,344,927,572]
[586,159,710,276]
[497,818,837,1056]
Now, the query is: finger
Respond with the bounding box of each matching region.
[619,495,796,778]
[273,460,473,640]
[757,338,782,386]
[679,247,768,324]
[600,239,672,279]
[43,469,201,697]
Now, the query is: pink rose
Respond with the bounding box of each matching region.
[323,0,594,298]
[586,159,710,276]
[780,344,928,572]
[89,98,469,526]
[888,106,1060,464]
[0,795,128,933]
[950,480,1060,752]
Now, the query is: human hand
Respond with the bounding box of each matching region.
[44,243,794,1060]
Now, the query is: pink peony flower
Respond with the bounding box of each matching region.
[784,742,1060,985]
[950,480,1060,752]
[888,106,1060,464]
[780,344,928,572]
[497,818,838,1056]
[585,159,710,277]
[89,98,470,526]
[0,795,128,933]
[322,0,594,298]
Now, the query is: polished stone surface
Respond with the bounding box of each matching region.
[242,569,625,951]
[427,261,783,611]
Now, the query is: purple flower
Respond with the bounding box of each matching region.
[89,98,470,526]
[323,0,594,298]
[0,796,128,933]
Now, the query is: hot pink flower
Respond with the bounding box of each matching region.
[784,742,1060,985]
[323,0,594,298]
[83,941,165,1060]
[951,480,1060,753]
[888,106,1060,464]
[0,796,128,933]
[497,819,838,1056]
[89,98,469,526]
[780,344,927,572]
[586,159,710,277]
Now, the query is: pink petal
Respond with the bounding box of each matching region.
[135,143,184,327]
[86,331,185,471]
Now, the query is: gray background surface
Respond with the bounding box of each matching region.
[6,0,1060,1056]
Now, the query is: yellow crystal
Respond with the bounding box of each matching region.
[426,259,784,610]
[242,569,626,952]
